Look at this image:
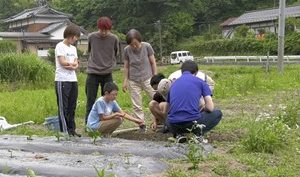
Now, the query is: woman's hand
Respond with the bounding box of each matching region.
[122,81,128,92]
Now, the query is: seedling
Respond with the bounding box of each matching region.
[186,121,205,169]
[53,131,63,142]
[2,164,10,174]
[87,127,101,144]
[94,166,115,177]
[27,168,37,177]
[26,132,33,141]
[124,153,131,165]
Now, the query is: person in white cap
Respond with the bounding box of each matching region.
[149,74,169,131]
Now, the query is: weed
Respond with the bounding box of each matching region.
[277,101,300,129]
[166,169,193,177]
[242,118,288,153]
[213,163,230,176]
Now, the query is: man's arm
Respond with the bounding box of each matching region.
[118,110,144,124]
[203,95,214,112]
[99,112,123,121]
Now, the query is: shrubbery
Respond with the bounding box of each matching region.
[0,53,54,83]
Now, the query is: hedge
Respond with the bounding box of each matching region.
[184,32,300,56]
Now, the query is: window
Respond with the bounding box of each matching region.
[187,52,191,56]
[171,53,177,59]
[178,53,182,57]
[183,53,187,56]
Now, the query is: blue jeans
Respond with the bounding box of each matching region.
[167,110,222,137]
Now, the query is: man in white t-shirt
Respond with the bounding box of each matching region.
[55,25,81,137]
[168,70,215,92]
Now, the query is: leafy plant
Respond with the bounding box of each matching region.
[185,121,205,170]
[186,142,204,170]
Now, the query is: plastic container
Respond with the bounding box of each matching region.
[43,116,60,131]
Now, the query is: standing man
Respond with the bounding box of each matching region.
[85,16,119,125]
[55,25,81,137]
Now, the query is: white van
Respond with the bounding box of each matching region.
[170,51,194,64]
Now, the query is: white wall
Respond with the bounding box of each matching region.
[50,26,66,40]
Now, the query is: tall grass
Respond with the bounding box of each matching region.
[0,40,16,53]
[0,53,54,86]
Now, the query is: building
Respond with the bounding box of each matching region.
[0,5,88,57]
[221,5,300,38]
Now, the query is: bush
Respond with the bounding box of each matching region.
[0,40,16,53]
[242,118,288,153]
[234,25,250,38]
[0,53,54,83]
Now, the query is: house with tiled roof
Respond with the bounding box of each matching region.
[0,5,88,57]
[221,5,300,38]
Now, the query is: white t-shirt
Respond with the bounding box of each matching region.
[168,70,206,81]
[55,41,78,82]
[168,70,215,91]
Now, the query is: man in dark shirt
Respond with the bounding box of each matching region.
[85,16,119,125]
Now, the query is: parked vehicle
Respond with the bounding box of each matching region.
[170,51,194,64]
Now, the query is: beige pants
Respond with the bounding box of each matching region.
[128,78,155,120]
[98,118,123,135]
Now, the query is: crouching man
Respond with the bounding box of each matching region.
[166,60,222,143]
[86,82,144,136]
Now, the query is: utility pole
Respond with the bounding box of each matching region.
[156,20,162,60]
[278,0,286,74]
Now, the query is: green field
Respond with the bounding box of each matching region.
[0,60,300,176]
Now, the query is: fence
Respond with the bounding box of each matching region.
[201,55,300,63]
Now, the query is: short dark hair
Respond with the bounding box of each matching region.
[150,73,165,87]
[181,60,198,74]
[63,25,81,39]
[126,29,142,44]
[103,82,119,93]
[97,16,112,30]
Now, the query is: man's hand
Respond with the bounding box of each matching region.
[151,121,157,130]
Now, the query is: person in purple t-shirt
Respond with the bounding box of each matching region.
[166,60,222,143]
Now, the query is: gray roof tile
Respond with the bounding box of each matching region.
[228,5,300,26]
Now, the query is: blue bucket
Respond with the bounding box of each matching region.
[44,116,60,131]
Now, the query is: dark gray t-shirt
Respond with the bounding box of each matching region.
[123,42,155,82]
[87,32,119,75]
